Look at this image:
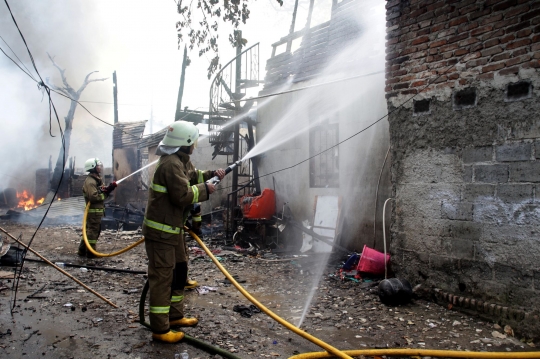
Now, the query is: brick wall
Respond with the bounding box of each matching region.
[386,0,539,97]
[385,0,540,336]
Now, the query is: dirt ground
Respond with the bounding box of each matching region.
[1,220,539,359]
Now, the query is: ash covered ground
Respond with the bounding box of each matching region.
[0,221,538,359]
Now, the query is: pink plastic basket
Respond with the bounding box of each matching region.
[357,244,390,275]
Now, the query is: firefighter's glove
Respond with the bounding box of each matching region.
[103,181,117,194]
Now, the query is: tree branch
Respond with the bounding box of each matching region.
[47,52,76,96]
[77,71,108,95]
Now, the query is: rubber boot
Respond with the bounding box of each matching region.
[185,279,199,289]
[77,239,87,257]
[152,330,184,343]
[169,317,198,327]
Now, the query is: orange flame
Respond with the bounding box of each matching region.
[16,191,43,211]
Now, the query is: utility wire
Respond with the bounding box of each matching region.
[0,37,35,81]
[3,0,66,312]
[215,44,476,193]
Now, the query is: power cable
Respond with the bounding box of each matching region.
[0,40,35,81]
[3,0,66,312]
[214,44,477,193]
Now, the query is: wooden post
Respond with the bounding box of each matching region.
[0,226,118,308]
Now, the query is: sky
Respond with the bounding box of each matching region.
[0,0,336,191]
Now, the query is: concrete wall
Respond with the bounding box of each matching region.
[386,0,540,334]
[257,76,391,251]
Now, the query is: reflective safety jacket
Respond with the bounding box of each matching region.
[142,151,213,244]
[82,174,108,217]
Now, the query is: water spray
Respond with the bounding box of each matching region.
[206,160,243,185]
[116,159,159,184]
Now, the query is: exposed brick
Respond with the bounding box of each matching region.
[418,28,431,36]
[462,184,495,201]
[448,33,469,44]
[471,43,485,52]
[480,13,504,26]
[449,16,469,27]
[521,8,540,22]
[506,38,532,49]
[430,39,447,48]
[459,37,480,47]
[455,48,469,56]
[498,66,520,76]
[494,17,519,30]
[506,20,531,33]
[471,25,494,36]
[474,164,509,183]
[470,8,492,21]
[516,28,533,37]
[435,82,455,89]
[533,43,540,52]
[484,38,501,48]
[411,36,430,45]
[481,46,503,57]
[505,55,531,66]
[448,72,459,80]
[481,62,505,73]
[493,0,520,12]
[459,3,481,15]
[411,80,427,87]
[466,57,489,68]
[458,22,479,33]
[492,52,511,62]
[523,59,540,68]
[512,48,529,56]
[478,72,495,80]
[479,29,504,42]
[496,142,532,162]
[533,34,540,42]
[418,10,436,23]
[504,3,530,18]
[393,69,408,76]
[440,43,460,53]
[500,34,516,43]
[394,82,410,90]
[448,221,482,240]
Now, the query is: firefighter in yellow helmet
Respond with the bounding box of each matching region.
[78,158,117,258]
[143,121,225,343]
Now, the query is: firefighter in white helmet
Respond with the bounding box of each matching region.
[143,121,225,343]
[77,158,117,258]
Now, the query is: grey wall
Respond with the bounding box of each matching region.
[256,76,391,251]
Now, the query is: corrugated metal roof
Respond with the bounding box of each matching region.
[138,128,166,149]
[25,196,86,219]
[113,121,147,149]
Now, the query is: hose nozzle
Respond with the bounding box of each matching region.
[207,160,243,185]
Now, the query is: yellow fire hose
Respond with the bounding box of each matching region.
[81,206,540,359]
[82,202,145,257]
[185,227,353,359]
[289,348,540,359]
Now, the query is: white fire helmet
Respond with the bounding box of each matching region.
[84,158,103,172]
[159,121,199,148]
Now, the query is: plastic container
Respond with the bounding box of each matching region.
[180,350,189,359]
[240,188,276,219]
[356,245,390,276]
[55,262,65,268]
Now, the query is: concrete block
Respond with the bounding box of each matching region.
[463,165,472,183]
[536,141,540,160]
[463,146,493,163]
[480,224,538,245]
[494,262,532,286]
[496,184,534,203]
[473,202,510,225]
[509,162,540,183]
[474,164,509,183]
[472,280,509,304]
[441,201,473,221]
[462,184,495,201]
[449,238,475,259]
[506,286,540,307]
[496,142,532,162]
[430,254,459,272]
[459,258,493,281]
[448,221,482,240]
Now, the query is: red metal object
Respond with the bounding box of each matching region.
[240,188,276,219]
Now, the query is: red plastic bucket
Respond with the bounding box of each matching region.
[357,244,390,275]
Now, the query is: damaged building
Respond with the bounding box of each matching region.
[385,0,540,335]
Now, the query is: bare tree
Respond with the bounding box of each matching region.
[45,53,108,199]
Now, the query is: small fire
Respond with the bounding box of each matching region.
[16,190,44,211]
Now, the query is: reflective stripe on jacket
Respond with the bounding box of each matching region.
[83,174,108,216]
[142,151,212,244]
